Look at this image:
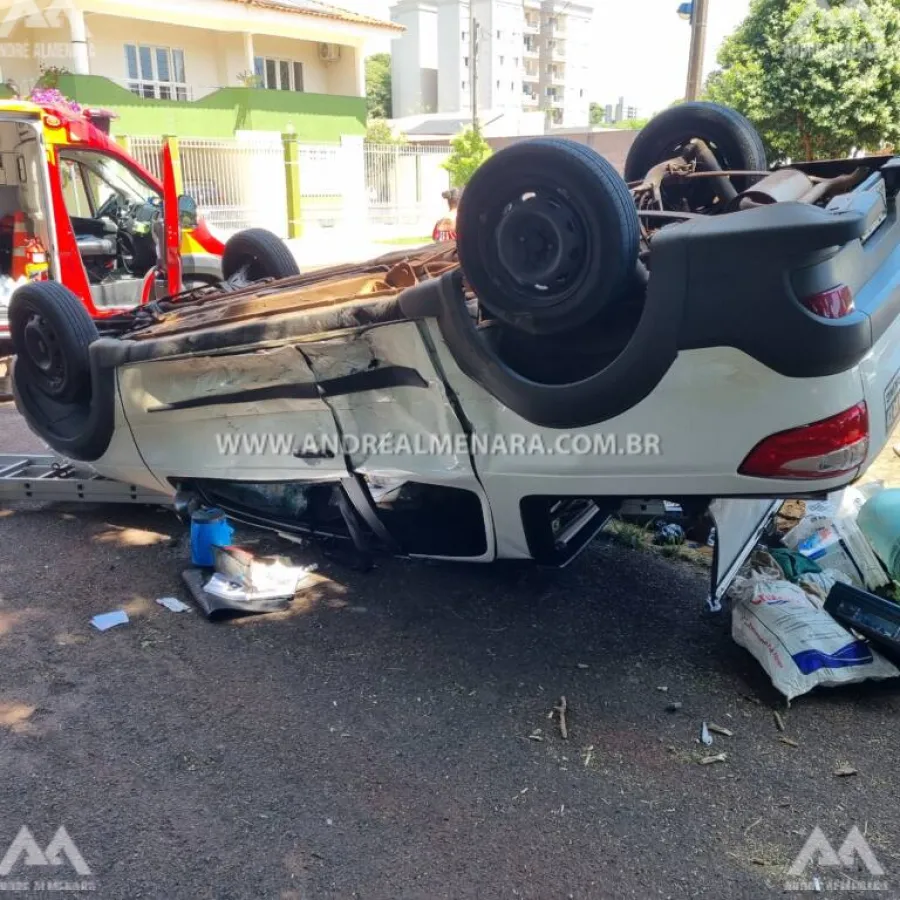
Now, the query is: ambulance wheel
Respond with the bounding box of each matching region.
[222,228,300,283]
[8,281,98,403]
[457,138,640,336]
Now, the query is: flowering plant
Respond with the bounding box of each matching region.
[29,87,81,113]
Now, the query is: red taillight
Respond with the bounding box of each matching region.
[801,284,854,319]
[739,402,869,480]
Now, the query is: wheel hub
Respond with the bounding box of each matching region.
[495,193,587,297]
[23,313,65,386]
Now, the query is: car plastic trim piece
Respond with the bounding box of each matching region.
[145,365,429,413]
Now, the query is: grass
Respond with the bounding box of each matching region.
[601,517,713,569]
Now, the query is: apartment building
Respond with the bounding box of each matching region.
[391,0,594,127]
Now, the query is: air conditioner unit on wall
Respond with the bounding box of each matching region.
[318,43,341,63]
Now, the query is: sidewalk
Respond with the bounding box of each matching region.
[285,235,388,269]
[286,233,433,271]
[208,224,432,270]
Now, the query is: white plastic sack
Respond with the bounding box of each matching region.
[782,487,890,590]
[731,573,899,701]
[797,568,852,605]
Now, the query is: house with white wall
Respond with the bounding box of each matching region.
[0,0,402,140]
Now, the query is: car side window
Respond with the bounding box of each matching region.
[59,158,93,218]
[81,166,117,213]
[59,151,159,217]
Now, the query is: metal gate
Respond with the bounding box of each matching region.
[129,135,288,238]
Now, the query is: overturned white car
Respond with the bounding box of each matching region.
[10,104,900,604]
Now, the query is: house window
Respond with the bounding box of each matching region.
[497,29,501,39]
[125,44,187,100]
[464,56,469,67]
[499,55,504,65]
[254,57,304,92]
[461,30,467,41]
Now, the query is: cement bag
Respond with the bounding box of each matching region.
[731,573,899,701]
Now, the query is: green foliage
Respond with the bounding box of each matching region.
[237,70,263,89]
[606,118,651,131]
[705,0,900,161]
[365,119,406,145]
[365,53,392,120]
[442,128,493,187]
[590,103,649,129]
[35,64,71,90]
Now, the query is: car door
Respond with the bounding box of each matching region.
[708,498,783,610]
[160,139,182,296]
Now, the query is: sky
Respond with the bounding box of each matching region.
[350,0,753,115]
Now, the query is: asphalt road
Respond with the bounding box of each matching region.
[1,403,899,899]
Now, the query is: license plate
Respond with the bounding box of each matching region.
[885,367,900,432]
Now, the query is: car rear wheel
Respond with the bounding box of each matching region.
[221,228,300,283]
[8,281,98,403]
[624,102,767,202]
[457,138,640,336]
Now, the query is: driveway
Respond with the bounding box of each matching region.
[1,403,899,899]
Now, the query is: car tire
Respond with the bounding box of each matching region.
[222,228,300,282]
[8,281,98,403]
[457,138,640,336]
[624,102,767,193]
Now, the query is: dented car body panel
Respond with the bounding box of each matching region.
[12,120,900,603]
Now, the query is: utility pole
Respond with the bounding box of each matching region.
[469,2,480,132]
[685,0,709,102]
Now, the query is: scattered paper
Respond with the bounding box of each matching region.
[91,610,129,632]
[700,722,713,746]
[156,597,191,613]
[203,563,315,604]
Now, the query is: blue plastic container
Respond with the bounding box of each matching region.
[190,508,234,567]
[857,489,900,579]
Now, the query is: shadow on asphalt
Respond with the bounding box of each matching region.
[4,498,900,898]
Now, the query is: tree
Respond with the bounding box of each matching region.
[366,53,392,120]
[443,128,493,187]
[705,0,900,161]
[365,120,406,145]
[590,103,649,129]
[590,102,607,125]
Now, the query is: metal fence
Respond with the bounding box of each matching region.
[130,136,164,183]
[128,136,452,240]
[364,144,451,235]
[130,135,288,238]
[294,143,346,231]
